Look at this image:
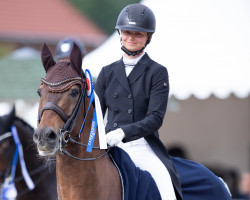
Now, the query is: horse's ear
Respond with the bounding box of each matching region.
[9,105,15,118]
[5,105,15,127]
[70,43,82,76]
[41,43,56,72]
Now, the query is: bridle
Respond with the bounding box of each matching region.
[38,71,109,161]
[0,132,13,180]
[0,130,55,198]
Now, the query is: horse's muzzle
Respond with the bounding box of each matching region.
[33,127,59,156]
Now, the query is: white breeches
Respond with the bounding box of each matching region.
[118,138,176,200]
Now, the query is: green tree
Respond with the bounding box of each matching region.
[67,0,140,35]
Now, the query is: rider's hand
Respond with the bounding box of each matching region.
[106,128,125,147]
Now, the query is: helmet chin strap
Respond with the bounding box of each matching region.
[121,46,145,56]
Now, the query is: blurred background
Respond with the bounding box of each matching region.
[0,0,249,199]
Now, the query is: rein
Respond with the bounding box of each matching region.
[38,72,109,161]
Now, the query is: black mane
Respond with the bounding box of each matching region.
[14,116,34,132]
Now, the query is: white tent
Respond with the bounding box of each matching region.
[82,0,250,100]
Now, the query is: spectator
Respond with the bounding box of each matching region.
[55,37,86,61]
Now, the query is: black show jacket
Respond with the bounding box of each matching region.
[95,53,183,199]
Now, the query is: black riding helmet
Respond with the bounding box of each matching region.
[115,3,156,56]
[55,37,86,61]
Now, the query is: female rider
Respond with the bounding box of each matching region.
[95,3,182,200]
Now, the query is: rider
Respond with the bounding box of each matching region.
[95,3,182,200]
[55,37,86,61]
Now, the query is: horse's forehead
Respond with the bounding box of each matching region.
[41,60,83,93]
[45,60,80,83]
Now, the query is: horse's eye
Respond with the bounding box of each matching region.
[70,89,79,97]
[37,89,41,97]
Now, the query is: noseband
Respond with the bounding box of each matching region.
[38,72,109,161]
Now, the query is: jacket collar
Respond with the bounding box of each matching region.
[113,58,131,92]
[113,53,151,92]
[127,53,151,85]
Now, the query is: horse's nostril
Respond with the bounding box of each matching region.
[47,131,57,141]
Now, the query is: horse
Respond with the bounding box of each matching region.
[0,106,57,200]
[33,43,122,200]
[32,43,232,200]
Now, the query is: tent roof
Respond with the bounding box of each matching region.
[82,0,250,99]
[0,0,106,47]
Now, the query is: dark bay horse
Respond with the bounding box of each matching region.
[0,106,57,200]
[33,43,121,200]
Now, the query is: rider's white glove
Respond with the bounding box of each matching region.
[106,128,125,147]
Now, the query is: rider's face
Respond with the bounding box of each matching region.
[121,30,148,53]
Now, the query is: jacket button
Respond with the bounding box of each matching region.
[113,123,118,128]
[113,93,118,98]
[127,93,132,99]
[128,109,132,114]
[114,108,119,113]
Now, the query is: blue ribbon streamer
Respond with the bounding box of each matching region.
[1,126,36,199]
[1,148,19,199]
[77,89,98,153]
[86,109,97,153]
[11,126,35,190]
[78,91,95,138]
[10,148,19,183]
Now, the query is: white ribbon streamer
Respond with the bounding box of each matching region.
[94,91,107,149]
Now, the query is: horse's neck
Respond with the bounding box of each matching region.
[55,103,122,200]
[56,103,109,199]
[56,104,103,173]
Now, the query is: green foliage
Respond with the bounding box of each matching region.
[0,57,45,100]
[67,0,140,34]
[0,44,14,58]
